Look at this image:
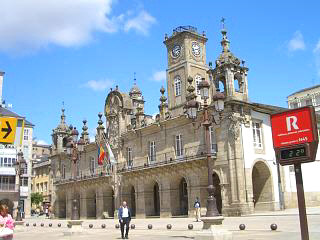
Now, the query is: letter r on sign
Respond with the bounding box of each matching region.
[286,116,299,131]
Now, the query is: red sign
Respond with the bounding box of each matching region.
[271,107,316,148]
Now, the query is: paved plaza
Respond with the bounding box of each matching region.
[10,207,320,240]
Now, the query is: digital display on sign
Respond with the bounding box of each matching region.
[280,146,307,160]
[271,107,316,148]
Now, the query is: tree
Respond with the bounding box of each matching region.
[31,193,43,206]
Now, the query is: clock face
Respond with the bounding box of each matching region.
[192,42,201,56]
[171,45,181,58]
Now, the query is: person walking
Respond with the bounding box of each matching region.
[194,197,201,222]
[118,201,131,239]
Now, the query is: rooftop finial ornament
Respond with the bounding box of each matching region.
[134,72,137,85]
[221,17,226,29]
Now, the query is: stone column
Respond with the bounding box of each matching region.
[160,178,172,217]
[188,174,201,217]
[66,191,72,219]
[135,181,146,218]
[80,188,87,219]
[96,187,104,219]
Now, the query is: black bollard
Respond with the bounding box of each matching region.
[58,223,61,227]
[167,224,172,230]
[270,223,277,231]
[188,224,193,230]
[131,224,135,229]
[239,224,246,230]
[115,223,120,229]
[89,224,93,229]
[101,224,106,229]
[148,224,152,229]
[49,223,52,227]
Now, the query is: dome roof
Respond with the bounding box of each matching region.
[129,83,142,95]
[56,108,68,132]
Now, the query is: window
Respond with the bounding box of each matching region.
[210,127,218,153]
[24,129,29,140]
[76,160,80,177]
[305,98,312,106]
[252,121,263,149]
[174,76,181,96]
[195,75,202,95]
[90,157,96,174]
[40,183,43,192]
[3,158,7,167]
[290,102,298,109]
[0,157,2,166]
[127,147,133,167]
[44,182,47,192]
[36,183,39,192]
[20,177,28,187]
[175,134,183,157]
[316,95,320,106]
[61,164,66,179]
[148,141,156,162]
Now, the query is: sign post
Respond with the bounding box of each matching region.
[271,106,318,240]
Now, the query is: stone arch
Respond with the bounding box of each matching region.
[216,75,226,93]
[55,191,66,218]
[102,186,114,218]
[86,188,97,218]
[234,72,243,93]
[170,176,189,216]
[0,199,14,215]
[212,172,222,214]
[252,160,274,211]
[144,180,160,217]
[121,184,136,217]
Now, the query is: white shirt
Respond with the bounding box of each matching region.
[122,207,129,218]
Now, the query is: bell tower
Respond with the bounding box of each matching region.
[209,20,249,102]
[164,26,210,117]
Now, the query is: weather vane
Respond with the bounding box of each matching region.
[221,17,226,29]
[134,72,136,84]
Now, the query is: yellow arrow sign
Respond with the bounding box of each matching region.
[0,117,17,144]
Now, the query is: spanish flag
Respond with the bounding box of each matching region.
[98,144,105,165]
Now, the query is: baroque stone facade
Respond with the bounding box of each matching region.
[51,25,288,219]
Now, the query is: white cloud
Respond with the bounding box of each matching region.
[314,40,320,77]
[124,11,156,35]
[0,1,156,54]
[36,140,49,145]
[288,31,306,52]
[83,79,113,91]
[151,70,166,82]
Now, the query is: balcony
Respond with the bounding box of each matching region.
[117,144,216,173]
[0,183,16,192]
[54,144,217,185]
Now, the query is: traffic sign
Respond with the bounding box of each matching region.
[271,106,318,165]
[0,117,17,144]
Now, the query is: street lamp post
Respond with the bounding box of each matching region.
[14,150,26,222]
[185,77,225,217]
[66,127,84,220]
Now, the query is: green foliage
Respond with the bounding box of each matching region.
[31,192,43,206]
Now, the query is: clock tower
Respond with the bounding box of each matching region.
[164,26,211,117]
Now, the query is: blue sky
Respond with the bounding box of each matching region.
[0,0,320,144]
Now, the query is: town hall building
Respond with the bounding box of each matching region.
[50,24,290,219]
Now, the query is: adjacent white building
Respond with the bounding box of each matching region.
[0,71,34,217]
[284,85,320,207]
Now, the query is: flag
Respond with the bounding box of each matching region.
[106,142,116,164]
[98,144,105,165]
